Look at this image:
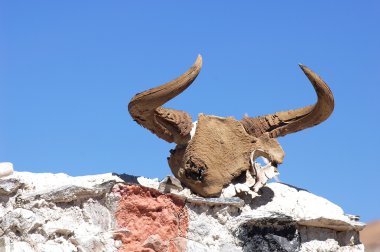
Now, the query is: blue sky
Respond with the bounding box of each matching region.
[1,1,379,222]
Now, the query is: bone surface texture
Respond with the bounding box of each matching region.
[129,55,335,197]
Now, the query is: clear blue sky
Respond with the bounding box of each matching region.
[1,1,379,222]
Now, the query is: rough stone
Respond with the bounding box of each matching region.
[142,234,168,252]
[186,196,245,207]
[21,183,113,203]
[114,184,188,252]
[0,178,22,195]
[158,175,183,193]
[0,172,121,252]
[137,176,160,189]
[0,162,14,178]
[0,171,365,252]
[185,182,364,252]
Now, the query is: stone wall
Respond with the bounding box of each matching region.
[0,172,365,251]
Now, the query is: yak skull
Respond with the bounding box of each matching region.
[128,55,334,197]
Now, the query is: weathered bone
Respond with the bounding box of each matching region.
[128,56,334,197]
[128,55,202,144]
[250,150,279,193]
[241,64,334,138]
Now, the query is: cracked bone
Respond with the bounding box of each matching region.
[245,169,256,188]
[221,169,259,198]
[234,169,259,198]
[250,150,280,193]
[221,152,279,198]
[252,162,279,192]
[235,183,259,198]
[235,183,250,194]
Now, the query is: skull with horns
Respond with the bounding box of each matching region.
[128,55,334,197]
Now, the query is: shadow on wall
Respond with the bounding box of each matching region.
[278,182,309,192]
[246,187,275,210]
[238,217,300,252]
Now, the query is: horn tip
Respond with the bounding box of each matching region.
[196,54,203,67]
[298,63,307,69]
[298,64,312,75]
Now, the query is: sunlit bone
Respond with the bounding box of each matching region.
[128,55,334,197]
[250,150,280,193]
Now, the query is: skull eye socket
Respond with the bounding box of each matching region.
[250,149,272,166]
[254,156,270,167]
[251,155,278,168]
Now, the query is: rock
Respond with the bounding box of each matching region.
[137,176,160,189]
[0,162,14,178]
[21,183,113,203]
[0,171,365,251]
[0,237,35,252]
[221,183,236,198]
[114,239,122,248]
[142,234,168,252]
[114,184,188,252]
[186,196,245,207]
[0,178,22,195]
[1,208,43,240]
[158,175,183,193]
[185,181,364,252]
[0,172,121,252]
[250,183,363,232]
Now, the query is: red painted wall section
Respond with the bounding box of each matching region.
[114,184,189,252]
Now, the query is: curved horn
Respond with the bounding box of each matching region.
[128,55,202,144]
[241,64,334,138]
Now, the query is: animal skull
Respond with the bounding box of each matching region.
[128,55,334,197]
